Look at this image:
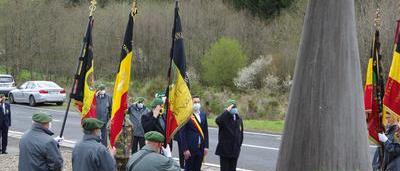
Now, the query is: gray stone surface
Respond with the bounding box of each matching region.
[276,0,372,170]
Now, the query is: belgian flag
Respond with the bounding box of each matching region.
[70,16,97,119]
[384,21,400,124]
[364,29,385,145]
[165,1,193,142]
[110,9,135,147]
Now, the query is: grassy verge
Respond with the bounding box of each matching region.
[207,117,284,134]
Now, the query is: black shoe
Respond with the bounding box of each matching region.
[2,152,7,154]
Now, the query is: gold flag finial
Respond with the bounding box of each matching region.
[131,1,138,17]
[89,0,97,16]
[374,8,381,30]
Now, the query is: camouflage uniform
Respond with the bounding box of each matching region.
[114,114,133,171]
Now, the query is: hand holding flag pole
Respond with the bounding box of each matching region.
[59,0,97,138]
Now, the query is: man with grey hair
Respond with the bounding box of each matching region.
[19,112,63,171]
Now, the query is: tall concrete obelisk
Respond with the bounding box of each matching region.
[276,0,372,170]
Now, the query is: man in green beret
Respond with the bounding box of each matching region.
[128,96,149,153]
[95,83,112,146]
[141,97,165,134]
[215,99,244,171]
[72,118,116,171]
[126,131,180,171]
[19,112,64,171]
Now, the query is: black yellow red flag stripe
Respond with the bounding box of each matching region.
[70,16,97,119]
[165,1,193,143]
[110,10,135,147]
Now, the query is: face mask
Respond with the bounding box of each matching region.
[230,108,238,115]
[48,122,52,130]
[193,103,201,112]
[99,90,106,95]
[137,103,144,109]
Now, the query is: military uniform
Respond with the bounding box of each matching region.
[126,131,180,171]
[115,114,133,171]
[128,97,149,153]
[72,118,116,171]
[19,113,63,171]
[96,92,112,146]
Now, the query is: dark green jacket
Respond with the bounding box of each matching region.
[18,123,63,171]
[72,134,116,171]
[125,145,180,171]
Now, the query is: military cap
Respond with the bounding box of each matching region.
[0,93,5,97]
[150,98,164,108]
[97,83,106,90]
[82,118,104,130]
[32,112,52,123]
[144,131,165,142]
[136,97,145,103]
[155,91,166,98]
[225,99,237,107]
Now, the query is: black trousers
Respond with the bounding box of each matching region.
[177,140,185,169]
[0,126,8,153]
[184,153,203,171]
[131,136,145,154]
[220,157,238,171]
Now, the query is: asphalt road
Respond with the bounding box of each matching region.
[9,104,379,171]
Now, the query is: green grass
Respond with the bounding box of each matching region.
[207,117,284,134]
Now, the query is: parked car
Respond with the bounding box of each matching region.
[9,81,66,106]
[0,74,16,96]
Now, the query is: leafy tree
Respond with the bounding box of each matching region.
[201,37,248,88]
[223,0,294,18]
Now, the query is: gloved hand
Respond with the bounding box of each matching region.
[54,136,64,144]
[378,133,388,143]
[162,144,172,158]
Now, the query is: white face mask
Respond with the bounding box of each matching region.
[48,122,52,130]
[137,103,144,109]
[99,90,106,95]
[193,103,201,112]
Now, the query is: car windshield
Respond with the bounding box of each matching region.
[36,82,60,88]
[0,77,13,83]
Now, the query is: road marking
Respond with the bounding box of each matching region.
[11,104,79,115]
[8,130,254,171]
[207,127,282,137]
[242,144,279,151]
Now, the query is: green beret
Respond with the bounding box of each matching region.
[82,118,104,130]
[150,98,164,108]
[32,112,52,123]
[225,99,237,107]
[97,83,106,90]
[136,97,145,103]
[155,91,166,98]
[144,131,165,142]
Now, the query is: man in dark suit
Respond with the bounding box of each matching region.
[215,99,243,171]
[0,94,11,154]
[180,95,209,171]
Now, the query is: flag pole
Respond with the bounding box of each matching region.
[59,0,97,138]
[373,8,387,171]
[164,0,179,146]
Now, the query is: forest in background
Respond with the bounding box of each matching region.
[0,0,399,120]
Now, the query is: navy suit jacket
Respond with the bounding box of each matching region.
[180,111,209,156]
[0,103,11,127]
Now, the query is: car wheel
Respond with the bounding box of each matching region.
[9,94,15,104]
[29,96,36,107]
[56,102,63,106]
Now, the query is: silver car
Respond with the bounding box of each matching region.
[9,81,66,106]
[0,74,16,96]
